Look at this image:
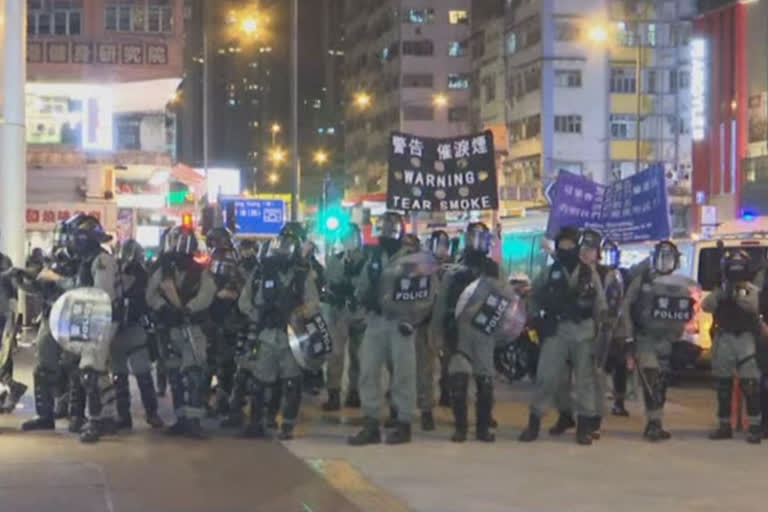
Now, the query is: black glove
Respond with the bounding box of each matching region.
[398,322,414,337]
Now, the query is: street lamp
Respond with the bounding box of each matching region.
[313,150,329,166]
[354,92,372,109]
[240,16,258,36]
[587,25,608,44]
[268,172,280,185]
[432,93,449,108]
[271,123,281,145]
[270,148,286,165]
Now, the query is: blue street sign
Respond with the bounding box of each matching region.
[221,197,286,236]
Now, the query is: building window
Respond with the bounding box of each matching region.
[554,20,579,41]
[524,67,540,93]
[403,105,434,121]
[402,73,434,88]
[483,76,496,103]
[148,0,173,33]
[669,70,678,92]
[28,0,83,36]
[449,107,469,122]
[610,114,637,139]
[405,8,435,24]
[449,10,469,24]
[448,40,469,57]
[448,73,471,89]
[106,0,172,33]
[510,114,541,142]
[555,115,582,134]
[403,40,434,56]
[679,70,690,89]
[646,70,657,93]
[555,69,581,88]
[610,67,636,93]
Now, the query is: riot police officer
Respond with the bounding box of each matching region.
[703,249,763,444]
[429,230,455,408]
[24,214,120,443]
[322,222,366,411]
[0,253,27,414]
[207,246,244,416]
[349,212,437,446]
[146,224,216,438]
[433,222,502,442]
[111,239,163,430]
[238,239,260,276]
[600,239,631,418]
[621,240,698,442]
[519,227,607,445]
[236,222,320,440]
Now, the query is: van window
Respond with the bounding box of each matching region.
[697,247,767,291]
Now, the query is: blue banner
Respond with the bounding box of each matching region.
[221,197,286,236]
[546,164,670,244]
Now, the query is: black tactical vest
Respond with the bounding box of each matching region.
[715,293,758,335]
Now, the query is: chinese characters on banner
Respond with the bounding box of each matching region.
[26,207,103,229]
[546,164,670,244]
[387,131,498,212]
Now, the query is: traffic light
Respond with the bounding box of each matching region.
[318,205,350,239]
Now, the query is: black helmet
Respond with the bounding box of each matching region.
[206,227,235,251]
[555,226,580,249]
[652,240,680,275]
[464,222,491,255]
[339,222,363,252]
[164,225,199,256]
[118,239,145,266]
[270,222,306,259]
[375,212,405,241]
[578,229,603,250]
[60,213,112,258]
[722,249,753,283]
[210,247,240,282]
[600,239,621,269]
[429,230,451,259]
[402,233,421,252]
[237,238,259,259]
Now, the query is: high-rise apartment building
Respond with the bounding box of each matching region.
[496,0,695,234]
[344,0,473,195]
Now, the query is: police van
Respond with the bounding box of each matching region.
[620,232,768,367]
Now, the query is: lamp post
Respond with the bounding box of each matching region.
[290,0,299,221]
[0,0,27,265]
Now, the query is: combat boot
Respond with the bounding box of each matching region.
[518,413,540,442]
[421,411,435,432]
[68,416,86,433]
[386,422,411,445]
[184,418,208,440]
[344,389,361,408]
[643,420,671,442]
[384,406,398,429]
[221,411,245,428]
[611,398,629,417]
[79,421,101,443]
[348,417,381,446]
[475,376,496,443]
[243,386,268,439]
[450,373,469,442]
[113,374,133,431]
[548,411,576,436]
[747,425,763,444]
[438,376,451,408]
[575,416,593,446]
[322,389,341,412]
[3,381,27,413]
[166,417,189,436]
[135,373,164,429]
[591,416,602,441]
[21,368,55,431]
[278,423,295,441]
[709,423,733,440]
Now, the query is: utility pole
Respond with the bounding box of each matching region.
[0,0,27,265]
[290,0,300,221]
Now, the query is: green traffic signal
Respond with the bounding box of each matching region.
[318,206,349,239]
